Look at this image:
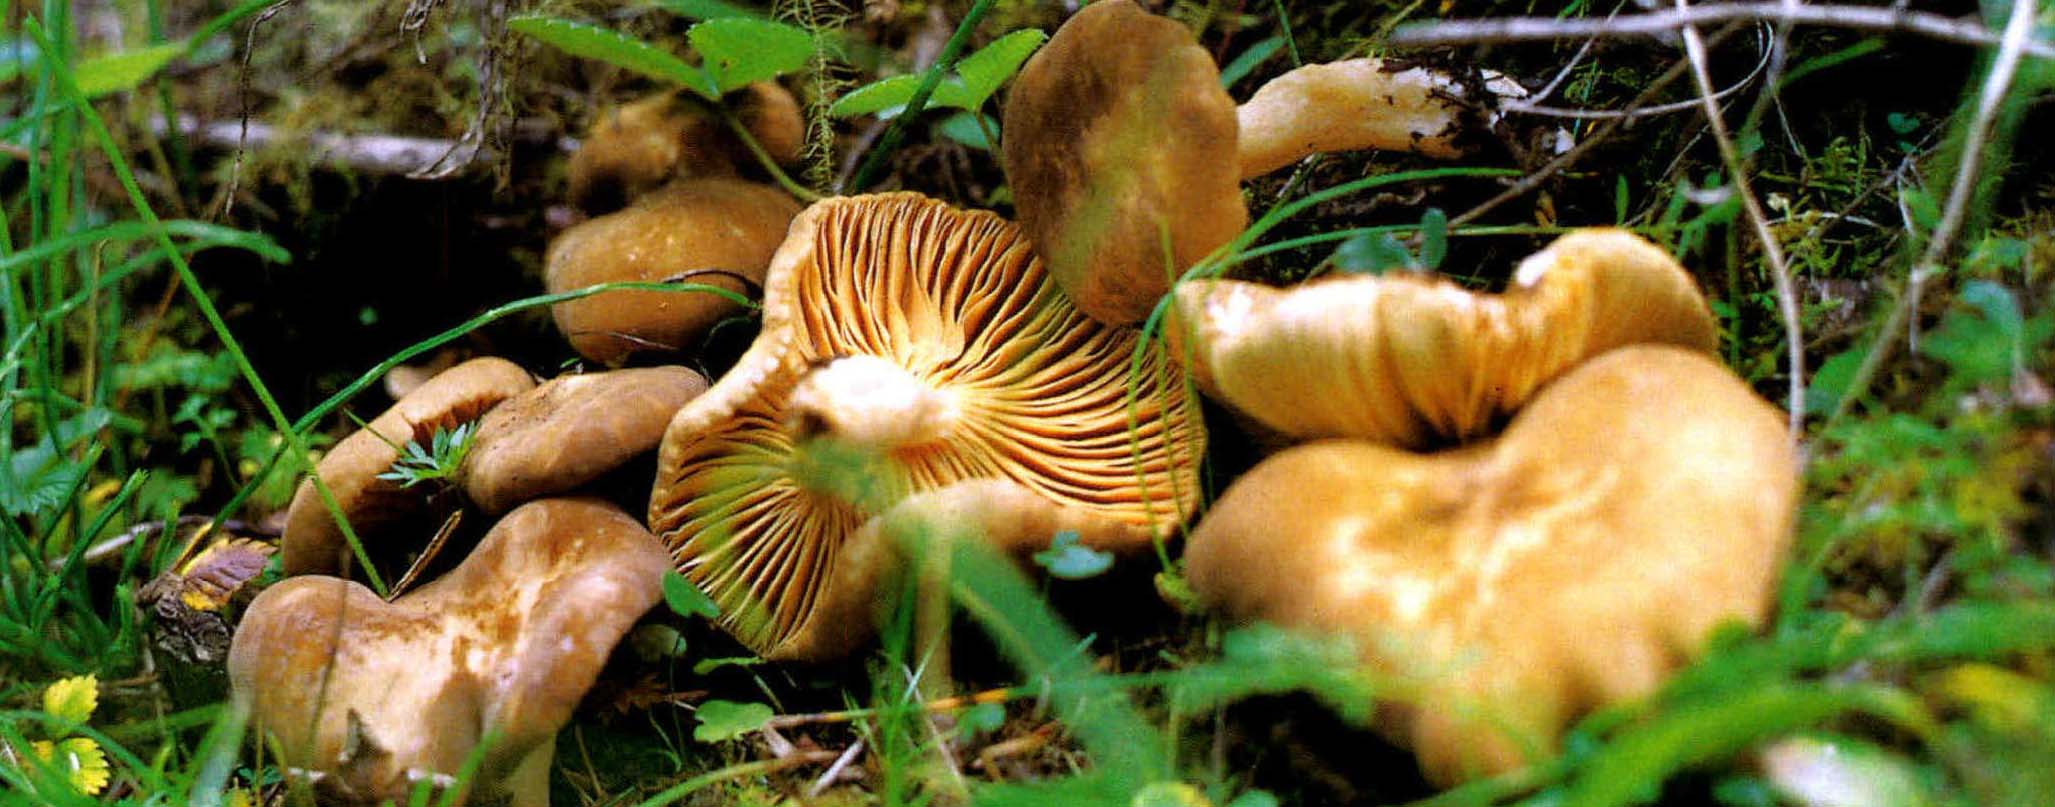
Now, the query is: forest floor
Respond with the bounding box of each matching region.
[3,0,2054,806]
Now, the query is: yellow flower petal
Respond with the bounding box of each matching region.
[42,674,97,726]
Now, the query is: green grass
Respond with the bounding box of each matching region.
[4,0,2055,805]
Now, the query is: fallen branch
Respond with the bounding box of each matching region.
[1677,0,1808,437]
[157,113,461,175]
[1391,2,2055,60]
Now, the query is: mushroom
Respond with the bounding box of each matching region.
[567,82,805,214]
[230,497,668,807]
[648,192,1205,660]
[1236,58,1527,178]
[460,366,710,514]
[1183,346,1799,784]
[282,357,536,579]
[1167,228,1718,446]
[545,177,802,367]
[1001,0,1247,326]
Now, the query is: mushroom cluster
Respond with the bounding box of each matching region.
[1168,231,1798,783]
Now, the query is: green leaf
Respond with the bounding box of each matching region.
[1805,347,1865,416]
[829,74,924,118]
[959,702,1007,735]
[1032,530,1113,580]
[662,570,721,620]
[44,674,99,726]
[1218,35,1283,88]
[1225,791,1282,807]
[1415,208,1448,271]
[688,17,813,95]
[649,0,761,20]
[937,110,995,150]
[1332,231,1415,275]
[72,43,183,97]
[690,655,764,675]
[953,29,1045,109]
[693,699,773,742]
[509,16,707,93]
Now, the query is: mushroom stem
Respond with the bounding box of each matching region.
[788,356,961,450]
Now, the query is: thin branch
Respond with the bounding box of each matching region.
[1447,24,1748,228]
[158,114,461,175]
[1679,1,1808,437]
[1392,2,2055,60]
[1505,21,1772,120]
[1829,0,2039,423]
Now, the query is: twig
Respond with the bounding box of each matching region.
[1829,0,2038,423]
[1447,24,1747,228]
[158,114,462,175]
[1391,2,2055,60]
[1505,22,1772,120]
[807,740,864,798]
[1678,0,1807,436]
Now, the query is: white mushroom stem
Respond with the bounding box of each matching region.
[788,356,961,450]
[1236,58,1527,179]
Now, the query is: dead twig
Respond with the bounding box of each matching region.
[1391,2,2055,60]
[158,114,462,175]
[1829,0,2039,424]
[1678,0,1808,437]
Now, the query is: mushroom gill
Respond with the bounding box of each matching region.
[649,192,1205,660]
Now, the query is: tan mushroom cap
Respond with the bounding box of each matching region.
[649,192,1204,660]
[231,498,667,807]
[282,357,536,578]
[461,366,710,514]
[1168,228,1718,446]
[1237,58,1526,178]
[1001,0,1247,325]
[545,177,802,367]
[567,82,805,214]
[1184,346,1798,784]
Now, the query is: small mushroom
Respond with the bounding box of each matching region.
[282,357,536,579]
[545,177,802,367]
[1236,58,1527,178]
[567,83,805,214]
[648,192,1204,660]
[1001,0,1247,325]
[1183,346,1798,784]
[460,366,710,514]
[231,497,667,807]
[1168,229,1718,446]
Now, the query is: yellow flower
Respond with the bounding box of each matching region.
[42,674,98,727]
[29,737,111,795]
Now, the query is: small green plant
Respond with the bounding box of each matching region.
[828,29,1047,150]
[374,422,476,490]
[1,675,111,798]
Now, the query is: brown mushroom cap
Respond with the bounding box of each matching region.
[282,357,536,579]
[567,82,805,214]
[1001,0,1247,325]
[1184,345,1798,783]
[460,366,710,514]
[231,498,667,807]
[1236,58,1526,178]
[1168,228,1718,446]
[545,177,802,367]
[648,192,1205,660]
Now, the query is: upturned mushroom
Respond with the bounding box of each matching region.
[648,192,1205,660]
[566,82,804,214]
[282,357,535,579]
[1167,228,1718,446]
[545,177,802,367]
[1235,58,1527,178]
[1001,0,1247,326]
[1183,346,1799,784]
[460,366,709,515]
[231,498,668,807]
